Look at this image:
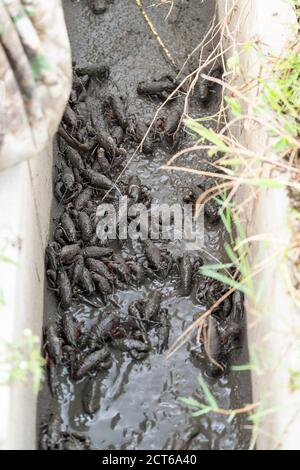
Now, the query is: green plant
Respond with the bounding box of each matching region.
[179,375,259,422]
[0,242,44,392]
[0,329,45,393]
[289,368,300,392]
[165,0,300,449]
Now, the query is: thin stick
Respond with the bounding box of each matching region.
[135,0,178,71]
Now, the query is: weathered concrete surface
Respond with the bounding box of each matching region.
[0,147,53,449]
[0,1,71,449]
[217,0,299,450]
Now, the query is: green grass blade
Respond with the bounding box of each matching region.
[185,118,229,153]
[192,407,213,417]
[197,375,219,411]
[199,267,250,296]
[178,397,202,408]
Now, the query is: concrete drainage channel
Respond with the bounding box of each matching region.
[0,0,297,451]
[36,0,254,450]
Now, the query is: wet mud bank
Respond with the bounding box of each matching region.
[38,0,251,450]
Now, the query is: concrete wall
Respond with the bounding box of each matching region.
[0,1,71,449]
[0,147,53,449]
[0,0,298,451]
[217,0,300,450]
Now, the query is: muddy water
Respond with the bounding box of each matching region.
[38,0,251,450]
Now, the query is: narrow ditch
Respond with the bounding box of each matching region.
[38,0,251,450]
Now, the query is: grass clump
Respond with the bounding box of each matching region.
[169,0,300,449]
